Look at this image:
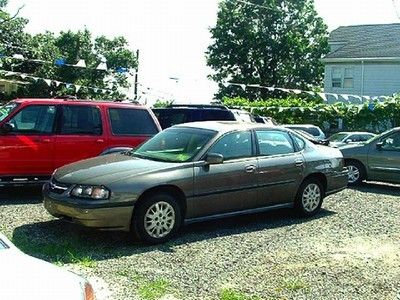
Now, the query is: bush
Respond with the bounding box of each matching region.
[222,96,400,134]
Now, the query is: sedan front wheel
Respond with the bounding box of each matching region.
[132,193,182,244]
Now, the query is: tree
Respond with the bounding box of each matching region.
[0,1,137,100]
[206,0,329,100]
[0,0,29,56]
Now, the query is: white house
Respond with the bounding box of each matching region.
[322,24,400,100]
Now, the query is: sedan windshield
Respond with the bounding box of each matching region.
[133,127,217,162]
[0,102,19,122]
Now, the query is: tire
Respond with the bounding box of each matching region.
[295,179,324,217]
[131,193,182,244]
[345,160,365,185]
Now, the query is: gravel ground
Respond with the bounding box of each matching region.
[0,183,399,300]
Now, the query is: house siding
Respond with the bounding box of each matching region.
[324,62,400,98]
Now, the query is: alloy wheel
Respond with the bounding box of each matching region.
[301,183,321,212]
[144,201,176,238]
[347,165,360,184]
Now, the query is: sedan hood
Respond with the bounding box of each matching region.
[55,153,184,185]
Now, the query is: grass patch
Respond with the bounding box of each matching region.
[11,234,97,267]
[280,277,309,292]
[117,270,174,300]
[138,278,171,300]
[220,288,261,300]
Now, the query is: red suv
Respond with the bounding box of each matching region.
[0,98,161,185]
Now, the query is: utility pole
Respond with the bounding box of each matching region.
[134,49,139,100]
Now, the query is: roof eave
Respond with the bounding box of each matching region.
[321,57,400,63]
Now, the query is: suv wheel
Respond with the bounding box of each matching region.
[132,193,181,244]
[295,179,324,216]
[345,160,365,185]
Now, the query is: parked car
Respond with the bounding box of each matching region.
[0,98,161,186]
[0,233,95,300]
[254,115,278,126]
[152,104,235,129]
[292,129,330,146]
[328,131,376,147]
[230,109,256,123]
[339,127,400,185]
[152,104,256,129]
[284,124,326,141]
[44,121,348,244]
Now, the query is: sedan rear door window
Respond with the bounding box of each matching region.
[256,130,295,155]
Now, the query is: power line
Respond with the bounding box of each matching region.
[224,0,279,12]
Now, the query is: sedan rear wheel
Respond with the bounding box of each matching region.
[132,193,181,244]
[295,179,324,216]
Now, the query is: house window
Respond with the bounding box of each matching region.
[331,68,342,88]
[0,84,5,92]
[343,68,354,88]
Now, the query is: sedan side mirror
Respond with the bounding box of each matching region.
[376,142,383,150]
[344,139,352,143]
[205,153,224,165]
[0,123,13,134]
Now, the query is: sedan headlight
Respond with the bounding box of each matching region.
[70,185,110,200]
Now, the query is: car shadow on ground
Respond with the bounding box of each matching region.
[0,186,43,204]
[350,181,400,197]
[11,207,336,264]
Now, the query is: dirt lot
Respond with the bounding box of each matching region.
[0,183,399,300]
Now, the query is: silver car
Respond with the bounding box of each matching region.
[44,122,348,244]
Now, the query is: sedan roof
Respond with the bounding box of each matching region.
[173,121,281,133]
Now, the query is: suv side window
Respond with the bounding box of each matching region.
[8,105,56,134]
[60,105,102,135]
[109,108,159,135]
[256,130,295,155]
[208,131,252,160]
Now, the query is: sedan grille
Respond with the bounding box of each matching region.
[49,179,71,194]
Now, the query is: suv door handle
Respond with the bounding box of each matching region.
[33,138,50,143]
[245,165,256,173]
[96,139,104,143]
[294,159,304,167]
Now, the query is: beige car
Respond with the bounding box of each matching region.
[44,122,348,244]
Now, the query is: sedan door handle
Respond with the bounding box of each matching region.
[295,160,304,167]
[96,139,104,143]
[245,165,256,173]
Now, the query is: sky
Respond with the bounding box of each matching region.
[6,0,400,104]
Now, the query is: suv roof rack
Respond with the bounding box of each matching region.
[53,95,78,100]
[166,104,228,110]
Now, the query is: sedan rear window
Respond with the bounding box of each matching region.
[109,108,159,135]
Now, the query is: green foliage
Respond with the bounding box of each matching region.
[152,99,175,108]
[223,96,400,133]
[0,2,137,100]
[207,0,329,100]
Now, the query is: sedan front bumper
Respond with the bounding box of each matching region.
[43,183,134,231]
